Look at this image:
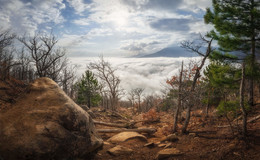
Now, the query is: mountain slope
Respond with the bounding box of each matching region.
[141,46,196,58]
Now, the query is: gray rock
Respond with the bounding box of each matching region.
[0,77,103,160]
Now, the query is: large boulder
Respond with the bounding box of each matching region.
[0,77,103,159]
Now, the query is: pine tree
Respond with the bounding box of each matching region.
[75,70,101,108]
[204,0,260,107]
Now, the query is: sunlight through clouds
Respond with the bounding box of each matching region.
[0,0,212,57]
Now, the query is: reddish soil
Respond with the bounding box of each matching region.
[1,79,260,160]
[93,106,260,160]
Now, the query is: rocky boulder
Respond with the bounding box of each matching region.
[0,77,103,159]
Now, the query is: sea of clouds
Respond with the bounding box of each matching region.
[69,57,203,98]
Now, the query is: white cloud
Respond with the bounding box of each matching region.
[68,57,203,98]
[61,0,213,56]
[182,0,212,12]
[73,18,90,26]
[0,0,65,34]
[66,0,92,15]
[0,0,214,56]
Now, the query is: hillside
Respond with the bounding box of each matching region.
[1,78,260,159]
[91,105,260,160]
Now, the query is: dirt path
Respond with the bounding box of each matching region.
[92,107,260,160]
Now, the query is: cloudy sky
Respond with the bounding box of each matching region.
[0,0,212,57]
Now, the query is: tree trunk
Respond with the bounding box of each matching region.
[205,89,211,117]
[240,63,247,138]
[87,94,91,108]
[173,61,183,133]
[181,38,213,133]
[249,1,255,107]
[181,69,202,133]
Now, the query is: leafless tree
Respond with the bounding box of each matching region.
[240,62,247,139]
[11,49,34,82]
[0,29,15,52]
[128,89,136,107]
[180,35,214,133]
[60,64,77,97]
[18,33,67,82]
[142,94,157,112]
[172,61,183,133]
[89,57,121,111]
[133,88,145,112]
[0,29,16,80]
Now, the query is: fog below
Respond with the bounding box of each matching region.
[69,57,202,98]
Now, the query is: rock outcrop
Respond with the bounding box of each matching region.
[0,77,103,159]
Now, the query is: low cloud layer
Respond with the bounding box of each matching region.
[69,57,202,98]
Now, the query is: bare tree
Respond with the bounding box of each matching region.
[133,88,145,112]
[143,94,158,112]
[12,49,34,82]
[89,57,121,111]
[0,29,16,80]
[18,33,67,82]
[128,89,136,107]
[180,35,214,133]
[60,64,77,97]
[172,61,183,133]
[240,62,247,139]
[0,29,15,52]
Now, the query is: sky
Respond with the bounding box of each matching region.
[0,0,213,57]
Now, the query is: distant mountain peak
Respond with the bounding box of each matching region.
[138,46,197,58]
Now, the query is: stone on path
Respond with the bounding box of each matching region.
[107,145,133,156]
[161,134,179,142]
[108,131,147,143]
[144,142,155,147]
[156,148,183,160]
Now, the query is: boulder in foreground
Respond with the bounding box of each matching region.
[0,77,103,159]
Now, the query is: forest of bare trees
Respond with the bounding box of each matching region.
[0,30,76,96]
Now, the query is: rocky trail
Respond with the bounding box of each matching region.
[90,106,260,160]
[0,78,260,160]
